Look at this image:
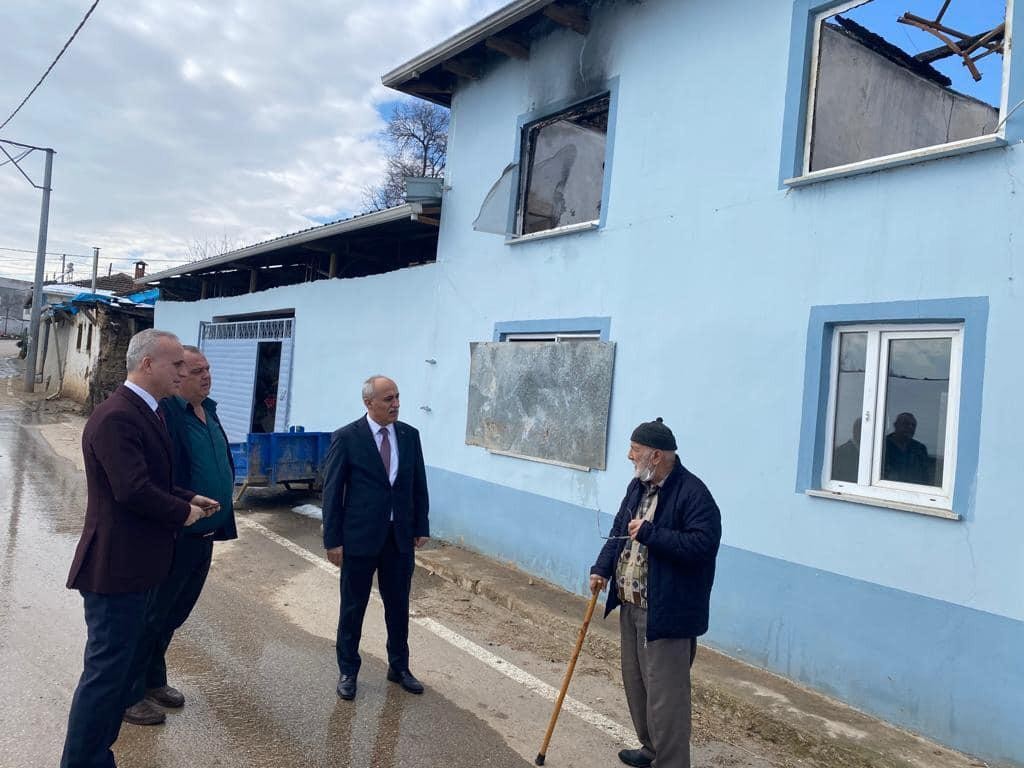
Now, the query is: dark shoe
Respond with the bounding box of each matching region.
[618,748,653,768]
[123,699,166,726]
[386,667,424,694]
[337,673,357,700]
[146,684,185,708]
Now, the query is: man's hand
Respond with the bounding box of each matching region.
[326,546,343,567]
[590,574,607,594]
[184,505,206,526]
[190,494,220,514]
[627,518,644,540]
[414,536,428,549]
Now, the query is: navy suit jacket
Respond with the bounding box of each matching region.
[321,416,429,556]
[67,385,194,594]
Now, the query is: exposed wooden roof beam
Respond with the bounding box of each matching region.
[485,35,530,60]
[404,79,454,96]
[442,58,482,80]
[542,3,589,35]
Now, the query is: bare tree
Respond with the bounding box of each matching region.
[363,101,448,212]
[185,233,244,263]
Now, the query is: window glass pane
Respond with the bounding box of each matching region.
[831,332,866,482]
[521,95,608,234]
[881,338,951,487]
[810,0,1006,172]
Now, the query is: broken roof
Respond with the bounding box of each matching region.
[382,0,592,107]
[830,16,952,88]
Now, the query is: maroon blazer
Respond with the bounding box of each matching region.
[66,385,194,594]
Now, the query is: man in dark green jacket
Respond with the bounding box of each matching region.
[122,345,238,726]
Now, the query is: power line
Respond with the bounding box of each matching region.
[0,0,101,132]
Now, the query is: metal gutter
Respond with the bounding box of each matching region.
[381,0,555,89]
[140,203,425,283]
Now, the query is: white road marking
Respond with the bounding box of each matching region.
[236,516,635,747]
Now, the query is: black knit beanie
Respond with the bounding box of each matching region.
[630,417,677,450]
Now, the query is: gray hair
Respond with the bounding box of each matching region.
[362,375,388,402]
[126,329,180,372]
[182,344,202,355]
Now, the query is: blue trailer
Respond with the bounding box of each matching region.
[231,428,333,502]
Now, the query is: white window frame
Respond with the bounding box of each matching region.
[821,323,963,512]
[800,0,1014,180]
[502,331,601,343]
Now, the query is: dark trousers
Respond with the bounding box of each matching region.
[128,535,213,705]
[336,524,415,675]
[619,602,696,768]
[61,589,152,768]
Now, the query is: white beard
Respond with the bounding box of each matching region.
[633,464,654,483]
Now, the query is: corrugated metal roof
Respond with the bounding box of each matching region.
[140,203,428,284]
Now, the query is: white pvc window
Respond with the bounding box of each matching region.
[822,323,963,510]
[803,0,1011,175]
[502,331,600,343]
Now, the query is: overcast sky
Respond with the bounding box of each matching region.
[0,0,506,282]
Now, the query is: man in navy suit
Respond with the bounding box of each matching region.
[61,329,219,768]
[322,375,430,701]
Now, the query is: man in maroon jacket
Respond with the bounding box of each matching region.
[60,329,219,768]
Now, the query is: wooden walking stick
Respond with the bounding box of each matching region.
[535,588,601,765]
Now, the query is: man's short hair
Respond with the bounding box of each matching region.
[125,329,179,372]
[182,344,202,355]
[362,375,387,401]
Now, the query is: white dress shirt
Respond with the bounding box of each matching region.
[124,380,159,412]
[366,414,399,485]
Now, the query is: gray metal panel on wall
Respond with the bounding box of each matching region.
[200,337,258,442]
[273,319,295,432]
[465,340,615,469]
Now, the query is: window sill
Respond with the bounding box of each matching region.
[505,220,599,245]
[805,489,960,521]
[785,134,1007,188]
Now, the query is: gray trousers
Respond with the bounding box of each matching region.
[619,602,694,768]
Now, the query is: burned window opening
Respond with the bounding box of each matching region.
[517,94,609,235]
[806,0,1007,174]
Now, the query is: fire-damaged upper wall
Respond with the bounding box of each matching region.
[382,0,600,107]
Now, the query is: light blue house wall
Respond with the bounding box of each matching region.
[157,0,1024,763]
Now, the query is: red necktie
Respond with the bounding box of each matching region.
[379,428,391,480]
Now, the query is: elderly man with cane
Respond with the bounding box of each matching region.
[590,418,721,768]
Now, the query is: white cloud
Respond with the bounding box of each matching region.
[0,0,507,280]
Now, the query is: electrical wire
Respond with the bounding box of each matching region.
[0,0,101,132]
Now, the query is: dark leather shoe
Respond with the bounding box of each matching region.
[386,667,424,694]
[123,699,166,726]
[618,748,653,768]
[146,684,185,708]
[336,673,357,700]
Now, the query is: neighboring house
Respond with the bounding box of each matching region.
[147,2,1022,765]
[0,276,31,335]
[37,291,155,408]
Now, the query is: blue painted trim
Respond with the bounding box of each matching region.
[779,1,1023,186]
[706,544,1024,766]
[492,316,611,341]
[506,77,620,238]
[794,297,989,519]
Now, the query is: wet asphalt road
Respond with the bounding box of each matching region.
[0,397,543,768]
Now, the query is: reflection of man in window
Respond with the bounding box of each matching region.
[883,412,931,485]
[832,417,860,482]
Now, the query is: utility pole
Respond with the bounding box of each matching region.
[0,138,56,392]
[23,147,54,392]
[60,253,66,283]
[90,246,99,292]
